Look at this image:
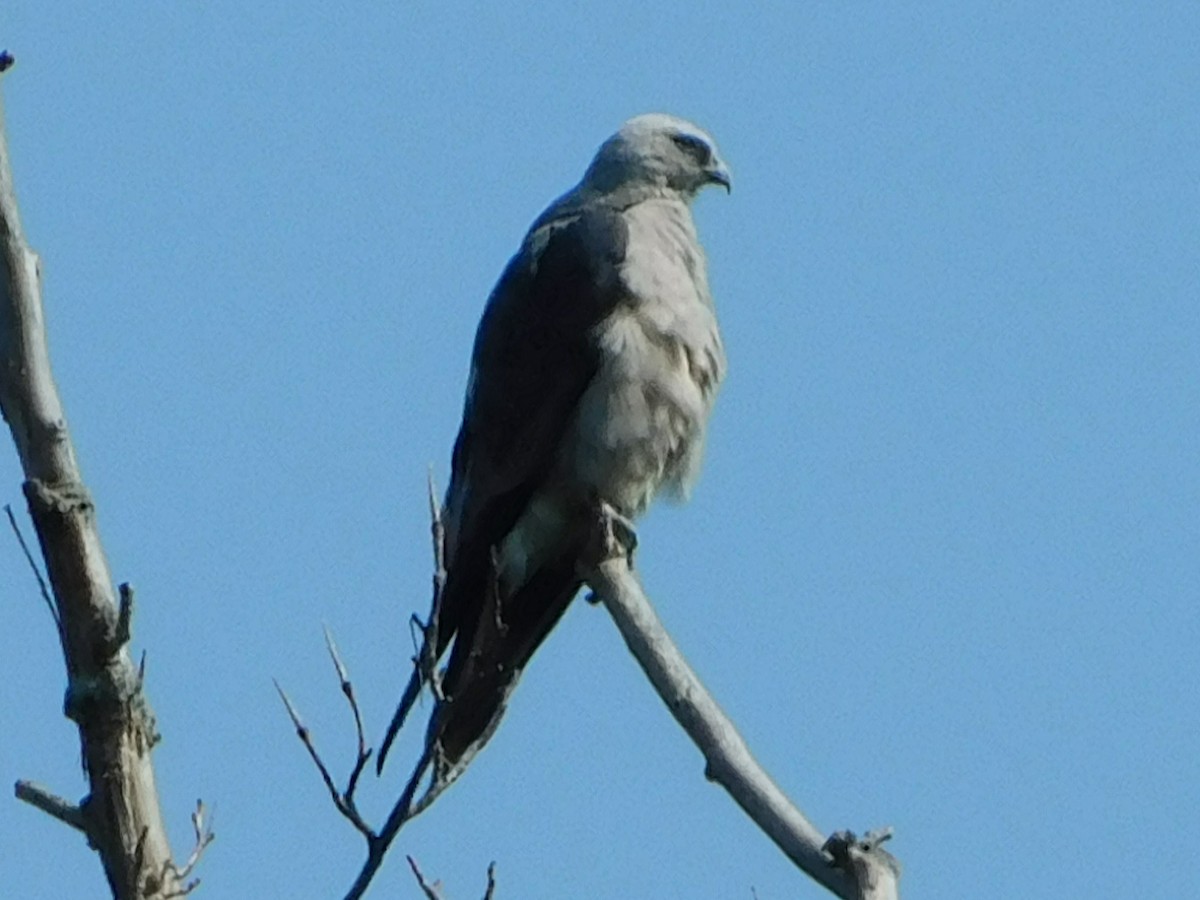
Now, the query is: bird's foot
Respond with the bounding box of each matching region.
[597,500,638,562]
[580,500,639,602]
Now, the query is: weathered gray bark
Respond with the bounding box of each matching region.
[0,69,183,898]
[585,550,902,900]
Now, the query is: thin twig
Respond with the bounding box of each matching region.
[428,468,446,595]
[324,626,372,799]
[424,468,446,702]
[179,799,217,879]
[160,799,216,898]
[286,620,472,898]
[278,624,457,898]
[5,503,59,630]
[377,477,454,776]
[343,553,521,897]
[406,855,496,900]
[274,680,373,839]
[407,855,444,900]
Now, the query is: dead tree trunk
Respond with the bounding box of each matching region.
[0,58,196,899]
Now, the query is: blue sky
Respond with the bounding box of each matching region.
[2,3,1197,898]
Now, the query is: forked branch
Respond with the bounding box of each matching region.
[277,649,467,900]
[278,474,475,899]
[288,490,899,899]
[407,856,497,900]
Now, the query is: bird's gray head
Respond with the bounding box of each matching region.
[582,113,731,199]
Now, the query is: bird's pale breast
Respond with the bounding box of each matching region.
[566,199,725,514]
[496,199,724,593]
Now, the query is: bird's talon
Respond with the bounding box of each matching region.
[597,501,638,562]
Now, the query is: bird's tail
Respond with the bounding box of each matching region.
[433,565,582,765]
[375,552,581,774]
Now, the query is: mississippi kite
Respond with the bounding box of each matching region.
[377,113,731,774]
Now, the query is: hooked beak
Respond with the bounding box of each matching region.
[706,160,732,193]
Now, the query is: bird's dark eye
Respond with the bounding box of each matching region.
[671,133,711,163]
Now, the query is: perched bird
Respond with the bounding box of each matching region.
[377,113,730,774]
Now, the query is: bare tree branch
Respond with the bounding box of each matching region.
[14,779,86,832]
[293,476,899,900]
[407,855,445,900]
[379,469,451,778]
[283,490,485,900]
[324,626,372,800]
[277,620,461,899]
[581,512,900,900]
[160,800,217,899]
[413,468,448,705]
[407,856,497,900]
[274,677,375,840]
[0,61,185,898]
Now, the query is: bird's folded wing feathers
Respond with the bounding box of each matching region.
[453,205,630,522]
[376,204,629,772]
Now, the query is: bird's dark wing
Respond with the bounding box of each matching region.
[377,206,628,773]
